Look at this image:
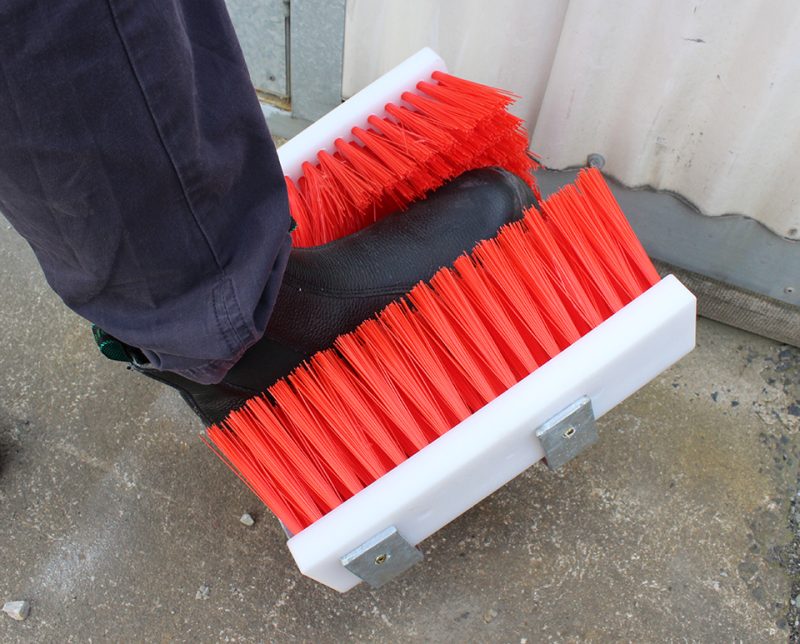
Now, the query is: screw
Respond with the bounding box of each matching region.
[563,426,577,439]
[374,553,387,565]
[587,153,605,169]
[786,287,795,294]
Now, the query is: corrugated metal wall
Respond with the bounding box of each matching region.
[343,0,800,240]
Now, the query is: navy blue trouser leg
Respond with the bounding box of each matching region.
[0,0,292,383]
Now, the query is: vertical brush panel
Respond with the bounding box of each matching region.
[290,71,539,247]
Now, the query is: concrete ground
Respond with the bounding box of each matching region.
[1,218,799,643]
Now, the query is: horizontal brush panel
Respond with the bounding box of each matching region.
[288,275,696,591]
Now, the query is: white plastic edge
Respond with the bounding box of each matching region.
[277,47,447,182]
[286,275,697,592]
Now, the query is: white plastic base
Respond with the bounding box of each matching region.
[277,48,446,182]
[287,275,696,592]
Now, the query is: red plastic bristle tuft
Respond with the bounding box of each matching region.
[451,253,538,378]
[521,208,606,332]
[428,71,517,110]
[491,221,582,349]
[270,379,369,498]
[309,350,408,466]
[287,69,538,247]
[316,150,375,214]
[416,81,505,120]
[244,395,342,511]
[297,163,342,245]
[350,127,419,199]
[201,429,305,536]
[365,115,452,187]
[334,330,433,453]
[356,319,453,438]
[400,91,483,132]
[408,279,503,405]
[541,186,626,317]
[333,138,394,188]
[575,170,661,288]
[471,229,563,361]
[384,104,462,159]
[210,146,655,530]
[365,115,433,163]
[427,267,518,391]
[379,300,472,423]
[286,362,389,481]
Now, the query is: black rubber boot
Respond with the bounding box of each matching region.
[124,167,536,426]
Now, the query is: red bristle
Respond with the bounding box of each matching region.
[348,127,424,214]
[298,163,340,243]
[429,71,517,110]
[401,91,482,132]
[522,209,606,331]
[560,186,644,301]
[366,115,452,188]
[206,413,321,532]
[416,80,503,120]
[308,351,408,467]
[444,119,500,169]
[335,329,432,453]
[489,128,538,173]
[333,139,408,218]
[428,267,518,391]
[351,127,418,187]
[287,363,388,481]
[541,188,626,316]
[491,222,582,348]
[384,104,460,156]
[358,316,453,438]
[293,176,317,247]
[285,177,312,245]
[469,232,564,360]
[316,150,375,213]
[379,300,472,423]
[269,380,365,497]
[334,139,398,194]
[407,311,489,414]
[576,168,661,287]
[451,253,538,379]
[203,428,284,518]
[471,119,539,193]
[366,115,432,161]
[203,428,307,535]
[241,396,342,513]
[224,409,321,525]
[408,281,502,404]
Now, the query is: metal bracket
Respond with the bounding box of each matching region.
[341,526,423,588]
[535,396,598,470]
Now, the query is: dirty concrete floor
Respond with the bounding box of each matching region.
[1,221,799,643]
